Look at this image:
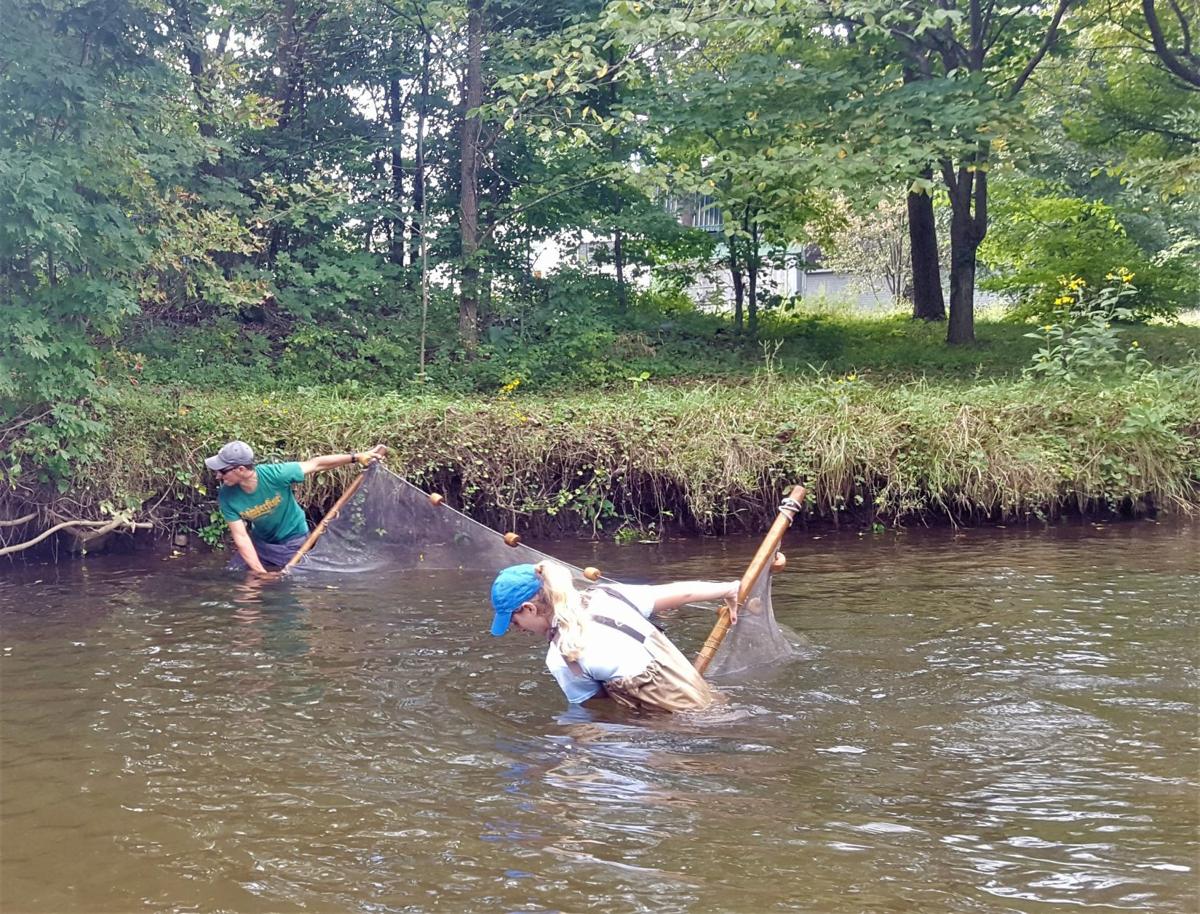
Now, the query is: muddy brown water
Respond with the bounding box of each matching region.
[1,521,1196,913]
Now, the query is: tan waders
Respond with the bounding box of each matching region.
[592,620,718,713]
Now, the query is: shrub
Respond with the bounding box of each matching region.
[1024,274,1150,383]
[981,182,1199,322]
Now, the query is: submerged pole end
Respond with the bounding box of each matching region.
[772,552,786,572]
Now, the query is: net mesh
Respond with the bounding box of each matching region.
[301,465,795,680]
[298,465,557,574]
[703,565,794,680]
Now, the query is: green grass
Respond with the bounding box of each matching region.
[6,310,1195,544]
[122,308,1200,395]
[32,367,1194,541]
[754,311,1200,380]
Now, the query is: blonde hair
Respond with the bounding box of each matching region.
[535,560,589,662]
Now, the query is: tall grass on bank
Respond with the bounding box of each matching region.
[6,370,1197,545]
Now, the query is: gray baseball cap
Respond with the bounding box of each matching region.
[205,440,255,471]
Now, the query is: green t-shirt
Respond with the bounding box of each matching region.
[218,462,309,544]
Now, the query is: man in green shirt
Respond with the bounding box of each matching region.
[204,440,386,575]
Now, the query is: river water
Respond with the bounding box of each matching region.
[1,521,1196,913]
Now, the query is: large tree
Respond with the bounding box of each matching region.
[835,0,1073,343]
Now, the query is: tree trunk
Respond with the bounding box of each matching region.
[388,75,406,267]
[746,212,760,337]
[274,0,299,129]
[480,208,497,327]
[886,239,902,305]
[604,47,628,312]
[174,1,216,140]
[481,263,492,322]
[946,225,977,344]
[457,0,484,350]
[942,160,987,345]
[417,48,431,378]
[907,173,945,320]
[409,31,431,274]
[728,239,744,332]
[267,226,283,270]
[614,228,627,309]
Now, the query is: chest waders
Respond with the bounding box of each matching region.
[560,589,718,713]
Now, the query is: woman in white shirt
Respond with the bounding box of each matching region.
[488,560,739,712]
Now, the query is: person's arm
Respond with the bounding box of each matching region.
[228,520,271,575]
[645,580,742,622]
[298,444,387,477]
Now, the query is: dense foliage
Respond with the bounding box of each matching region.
[1,0,1197,536]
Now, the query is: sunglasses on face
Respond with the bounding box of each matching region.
[215,466,238,477]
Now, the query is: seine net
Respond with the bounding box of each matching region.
[702,562,795,681]
[300,465,795,679]
[298,465,556,575]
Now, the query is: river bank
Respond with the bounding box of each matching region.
[3,369,1197,557]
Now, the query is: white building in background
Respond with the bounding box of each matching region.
[683,255,903,312]
[668,193,916,312]
[561,194,907,312]
[565,193,1003,313]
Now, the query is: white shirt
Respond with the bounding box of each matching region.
[544,584,659,703]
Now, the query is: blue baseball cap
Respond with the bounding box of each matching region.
[490,564,541,636]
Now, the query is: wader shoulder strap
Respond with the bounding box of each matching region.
[553,603,651,681]
[591,585,666,635]
[590,614,648,644]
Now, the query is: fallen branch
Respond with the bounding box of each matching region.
[0,518,153,558]
[0,512,38,528]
